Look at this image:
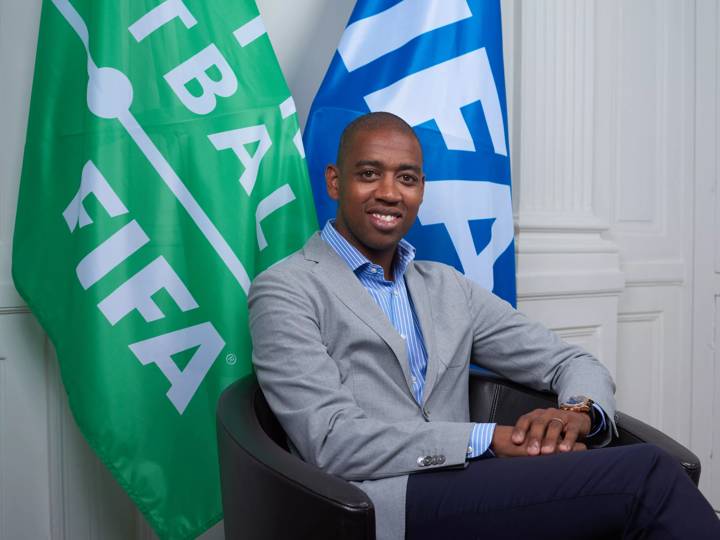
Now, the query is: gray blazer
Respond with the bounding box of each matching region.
[249,233,616,540]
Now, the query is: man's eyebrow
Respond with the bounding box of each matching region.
[353,160,422,173]
[354,160,382,169]
[397,163,422,174]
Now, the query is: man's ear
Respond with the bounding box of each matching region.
[325,165,340,201]
[419,174,426,204]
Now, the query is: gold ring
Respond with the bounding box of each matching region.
[549,417,566,428]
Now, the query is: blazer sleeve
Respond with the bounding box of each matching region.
[454,270,618,444]
[248,266,476,481]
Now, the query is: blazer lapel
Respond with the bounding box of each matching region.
[303,235,414,390]
[404,263,440,404]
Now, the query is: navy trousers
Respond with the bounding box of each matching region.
[406,444,720,539]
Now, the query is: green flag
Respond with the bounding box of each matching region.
[13,0,317,538]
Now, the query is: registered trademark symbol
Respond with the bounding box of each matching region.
[225,353,237,366]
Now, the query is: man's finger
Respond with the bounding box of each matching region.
[493,425,536,458]
[511,413,533,444]
[526,416,551,456]
[559,423,580,452]
[541,416,565,454]
[572,441,588,451]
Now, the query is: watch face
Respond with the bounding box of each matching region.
[567,395,588,405]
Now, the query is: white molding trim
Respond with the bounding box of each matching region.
[553,324,600,343]
[46,343,66,540]
[517,213,611,234]
[616,310,664,427]
[0,343,6,540]
[0,242,24,309]
[517,272,625,300]
[0,306,30,316]
[516,233,620,255]
[622,260,685,287]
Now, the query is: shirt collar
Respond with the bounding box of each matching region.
[320,219,416,280]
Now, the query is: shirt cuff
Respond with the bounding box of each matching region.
[466,423,496,459]
[587,403,608,438]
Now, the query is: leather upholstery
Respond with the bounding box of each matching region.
[216,374,375,540]
[468,370,701,485]
[216,371,701,539]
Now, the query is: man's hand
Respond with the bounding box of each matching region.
[491,408,591,457]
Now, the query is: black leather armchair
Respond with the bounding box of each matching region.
[216,371,701,540]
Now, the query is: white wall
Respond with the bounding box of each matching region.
[0,0,717,538]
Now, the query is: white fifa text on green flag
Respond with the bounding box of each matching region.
[12,0,317,538]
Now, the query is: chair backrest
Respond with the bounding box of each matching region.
[216,375,376,540]
[469,371,556,425]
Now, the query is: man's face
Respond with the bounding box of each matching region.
[325,126,425,265]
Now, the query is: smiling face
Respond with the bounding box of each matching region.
[325,123,425,276]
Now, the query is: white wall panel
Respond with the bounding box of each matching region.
[598,0,696,472]
[616,311,664,427]
[0,0,38,310]
[517,0,595,222]
[711,295,720,503]
[602,0,693,262]
[0,310,51,540]
[693,0,720,510]
[618,282,691,443]
[520,295,618,375]
[514,0,623,383]
[554,326,601,361]
[614,0,664,226]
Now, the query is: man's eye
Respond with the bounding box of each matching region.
[361,170,376,178]
[400,174,418,184]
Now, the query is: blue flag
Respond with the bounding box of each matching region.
[304,0,515,305]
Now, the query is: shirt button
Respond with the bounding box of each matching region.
[411,376,417,384]
[467,446,473,454]
[400,334,406,340]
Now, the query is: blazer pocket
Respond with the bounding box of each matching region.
[438,350,468,369]
[436,357,467,377]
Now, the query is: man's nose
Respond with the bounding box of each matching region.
[375,174,401,202]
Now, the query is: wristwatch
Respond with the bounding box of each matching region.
[561,396,603,435]
[560,395,594,415]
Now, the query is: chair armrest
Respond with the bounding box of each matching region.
[612,411,701,485]
[468,371,701,485]
[217,375,375,540]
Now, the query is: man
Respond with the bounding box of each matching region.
[249,112,720,539]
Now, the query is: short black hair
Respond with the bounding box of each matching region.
[336,112,421,167]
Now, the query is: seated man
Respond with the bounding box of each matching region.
[249,112,720,539]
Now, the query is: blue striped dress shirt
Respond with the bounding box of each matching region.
[321,220,495,459]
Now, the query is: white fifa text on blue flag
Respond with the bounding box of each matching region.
[304,0,515,305]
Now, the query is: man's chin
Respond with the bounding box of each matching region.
[365,235,404,254]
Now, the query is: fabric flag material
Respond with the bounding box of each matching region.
[304,0,515,305]
[13,1,316,538]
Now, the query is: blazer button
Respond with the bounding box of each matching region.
[423,456,433,467]
[438,455,446,464]
[417,456,426,467]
